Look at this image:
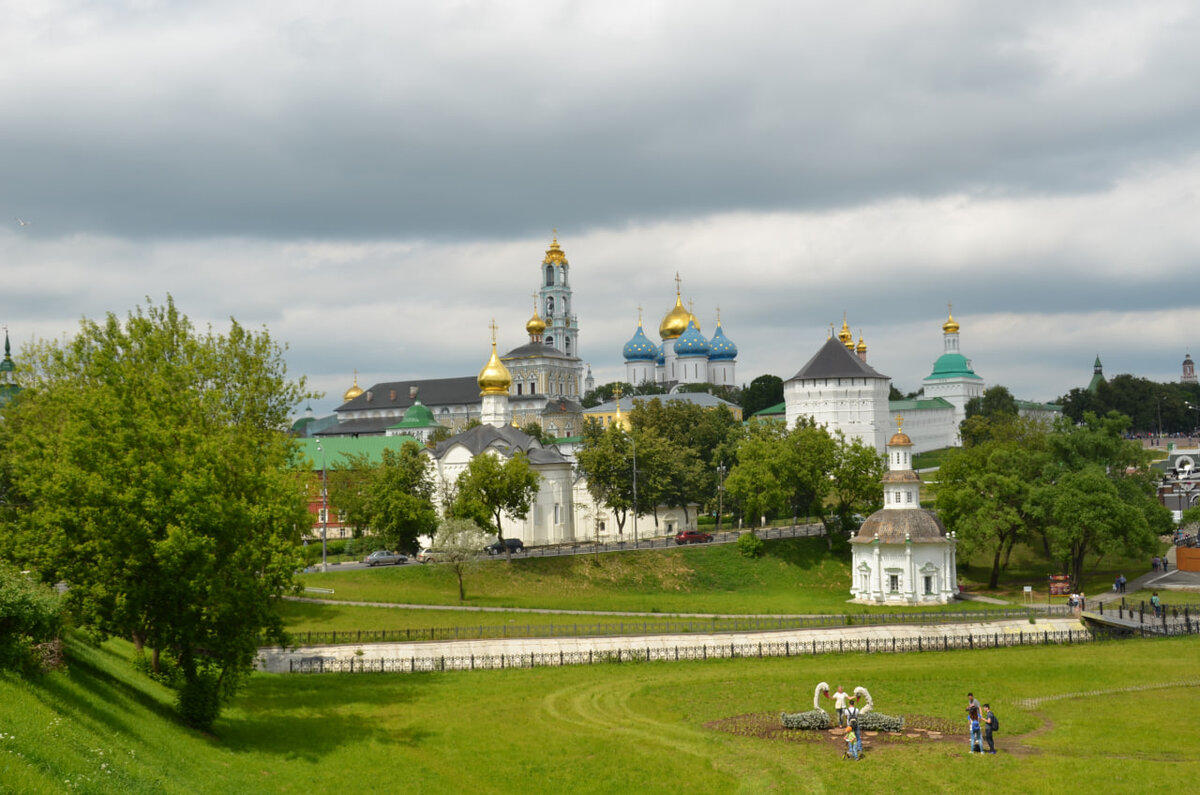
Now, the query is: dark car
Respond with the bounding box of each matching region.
[486,538,525,556]
[363,550,407,566]
[674,530,714,545]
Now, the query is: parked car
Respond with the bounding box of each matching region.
[363,550,407,566]
[674,530,714,545]
[416,548,444,563]
[486,538,525,556]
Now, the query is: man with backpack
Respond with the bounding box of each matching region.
[982,704,998,754]
[845,698,863,758]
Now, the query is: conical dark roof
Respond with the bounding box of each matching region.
[788,336,888,381]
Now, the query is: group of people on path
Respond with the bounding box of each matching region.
[828,685,864,760]
[967,693,998,754]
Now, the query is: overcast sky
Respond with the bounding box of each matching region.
[3,0,1199,417]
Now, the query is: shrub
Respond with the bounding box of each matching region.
[780,710,830,730]
[737,531,765,559]
[0,563,64,674]
[178,671,222,731]
[857,712,904,732]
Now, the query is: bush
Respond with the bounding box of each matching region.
[857,712,904,732]
[780,710,830,730]
[178,671,222,731]
[0,563,64,674]
[737,531,765,559]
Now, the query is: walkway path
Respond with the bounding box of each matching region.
[1089,545,1200,607]
[257,616,1085,674]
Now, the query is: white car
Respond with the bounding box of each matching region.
[416,548,444,563]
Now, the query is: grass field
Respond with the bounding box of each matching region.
[3,633,1198,793]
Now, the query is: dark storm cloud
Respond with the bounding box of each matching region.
[6,1,1200,240]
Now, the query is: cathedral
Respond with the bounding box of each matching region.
[322,235,587,439]
[621,274,738,390]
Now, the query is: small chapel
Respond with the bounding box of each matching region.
[849,417,958,604]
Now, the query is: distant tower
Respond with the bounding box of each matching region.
[0,329,22,409]
[1087,355,1106,394]
[539,232,578,360]
[921,305,983,433]
[1183,352,1197,385]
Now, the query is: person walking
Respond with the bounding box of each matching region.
[967,706,983,754]
[845,698,863,758]
[844,725,859,760]
[1151,591,1162,618]
[982,704,997,754]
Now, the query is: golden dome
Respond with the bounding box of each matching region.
[543,231,568,266]
[343,372,364,402]
[478,338,512,396]
[856,331,867,354]
[525,300,546,335]
[659,293,692,340]
[943,305,960,334]
[888,415,912,447]
[838,313,853,348]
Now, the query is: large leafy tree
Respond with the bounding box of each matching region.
[0,297,310,729]
[450,451,540,560]
[433,518,493,601]
[1038,412,1170,589]
[574,420,671,537]
[723,423,790,526]
[937,420,1052,587]
[822,432,885,548]
[332,445,438,553]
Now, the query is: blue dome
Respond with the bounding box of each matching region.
[623,323,658,361]
[655,344,665,365]
[673,319,710,357]
[708,322,738,361]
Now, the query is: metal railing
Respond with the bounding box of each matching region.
[502,523,825,560]
[284,606,1073,647]
[286,625,1191,674]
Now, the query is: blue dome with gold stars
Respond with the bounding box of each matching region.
[708,321,737,361]
[623,322,658,361]
[673,319,709,357]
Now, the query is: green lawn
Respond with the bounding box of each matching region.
[959,541,1155,600]
[295,537,1017,616]
[3,633,1197,792]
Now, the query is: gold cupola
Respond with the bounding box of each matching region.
[942,304,960,335]
[543,231,568,266]
[889,415,913,448]
[343,371,364,402]
[856,330,867,355]
[478,323,513,396]
[525,294,547,337]
[838,313,854,349]
[659,272,693,340]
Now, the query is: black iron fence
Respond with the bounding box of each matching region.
[285,606,1075,647]
[1093,598,1197,634]
[506,523,825,560]
[286,625,1194,674]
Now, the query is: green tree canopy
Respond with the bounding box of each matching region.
[433,518,493,601]
[0,297,311,728]
[742,374,784,418]
[331,445,438,553]
[450,451,540,560]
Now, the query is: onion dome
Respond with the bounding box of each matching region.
[623,321,658,361]
[543,232,568,266]
[655,344,665,366]
[659,292,692,340]
[942,307,960,335]
[856,331,867,355]
[708,320,738,360]
[343,372,364,402]
[838,314,853,349]
[889,416,912,447]
[478,338,513,395]
[673,319,710,357]
[526,304,546,336]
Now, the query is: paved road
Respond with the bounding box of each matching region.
[257,616,1085,673]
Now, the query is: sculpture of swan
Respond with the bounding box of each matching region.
[853,686,873,714]
[814,681,830,710]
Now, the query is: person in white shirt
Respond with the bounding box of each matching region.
[829,685,850,727]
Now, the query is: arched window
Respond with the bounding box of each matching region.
[546,297,555,316]
[565,338,571,355]
[545,335,554,348]
[563,297,569,315]
[545,265,554,286]
[529,381,536,395]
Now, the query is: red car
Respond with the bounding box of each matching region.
[674,530,714,545]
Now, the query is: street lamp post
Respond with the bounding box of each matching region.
[630,430,638,547]
[716,464,726,533]
[1186,402,1200,441]
[316,439,328,572]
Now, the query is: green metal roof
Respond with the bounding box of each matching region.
[388,400,440,429]
[926,352,982,381]
[296,436,422,470]
[752,401,786,418]
[888,397,954,411]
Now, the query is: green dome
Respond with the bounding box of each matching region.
[927,352,982,381]
[389,399,440,429]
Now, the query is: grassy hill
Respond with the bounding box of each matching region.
[3,632,1197,792]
